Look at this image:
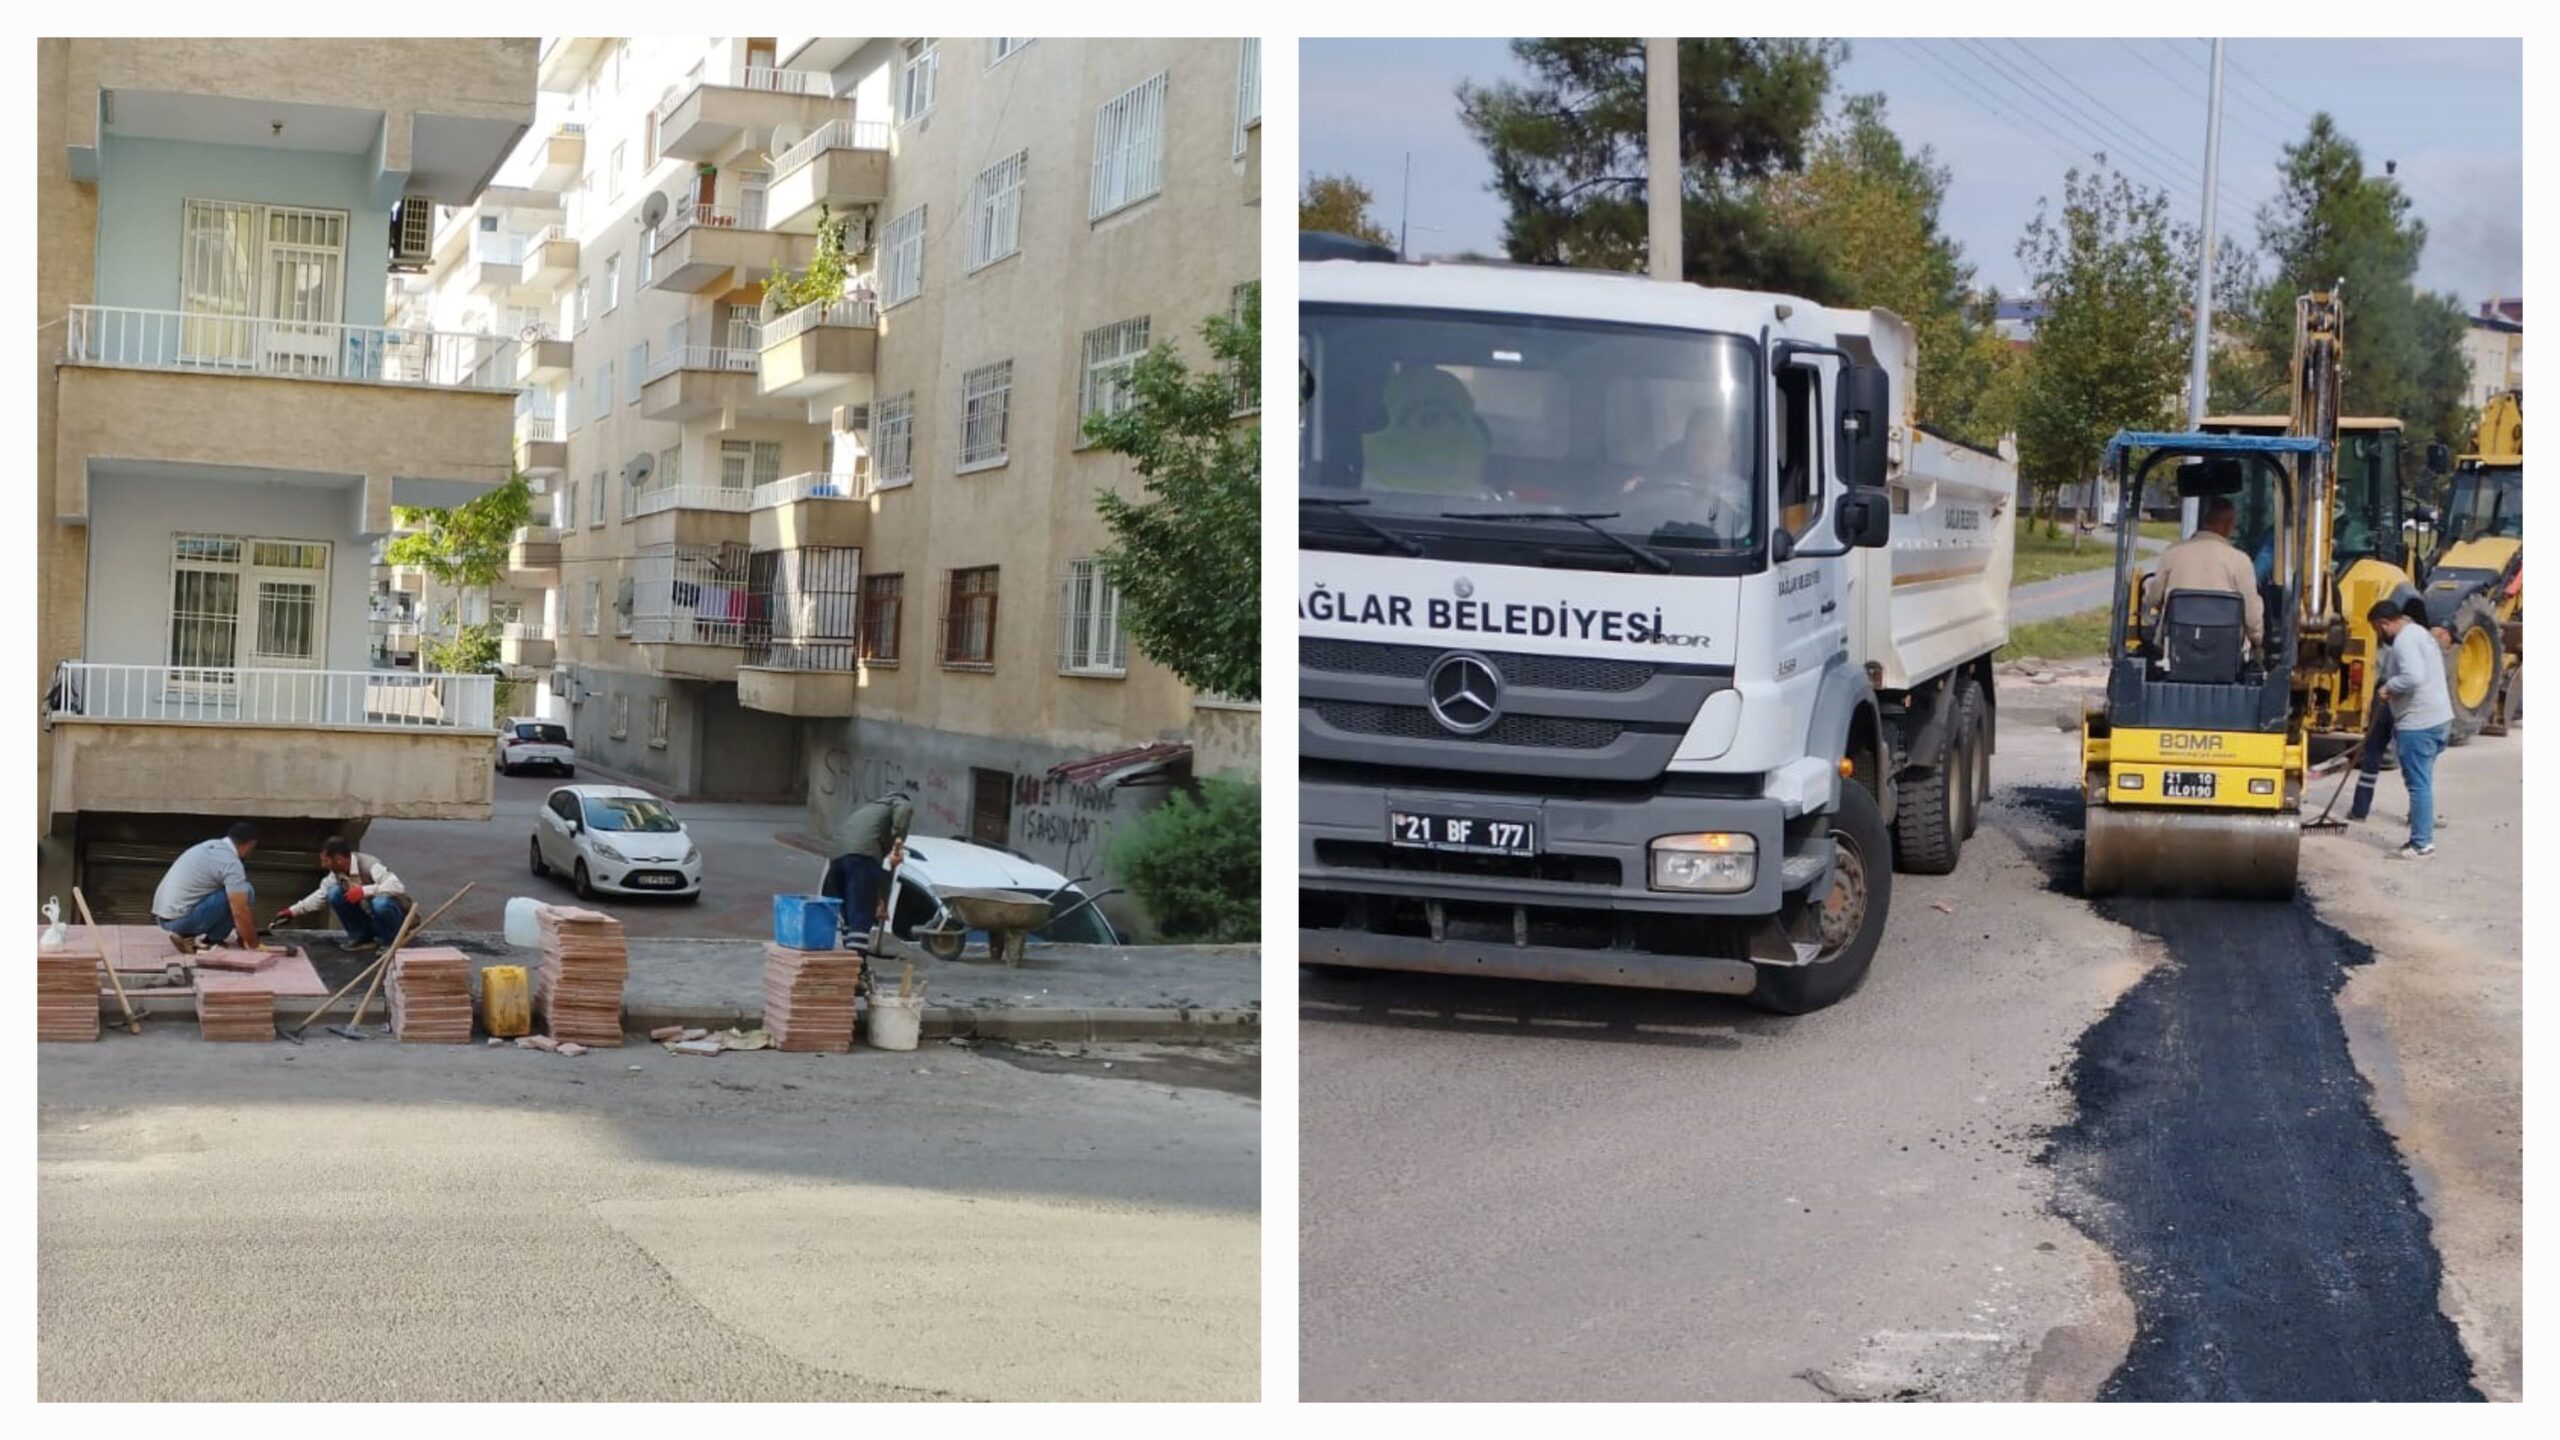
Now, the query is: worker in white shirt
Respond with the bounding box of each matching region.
[273,836,412,952]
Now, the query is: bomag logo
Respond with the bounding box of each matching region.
[2158,732,2226,753]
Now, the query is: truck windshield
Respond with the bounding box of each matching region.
[1300,304,1760,562]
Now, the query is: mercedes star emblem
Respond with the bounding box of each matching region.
[1426,652,1503,736]
[1453,577,1475,599]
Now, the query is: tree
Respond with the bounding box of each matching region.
[424,624,500,676]
[1760,93,2020,448]
[1299,173,1395,248]
[2013,166,2194,530]
[763,204,854,312]
[384,473,534,672]
[1458,37,1839,290]
[1083,284,1260,703]
[1108,777,1259,942]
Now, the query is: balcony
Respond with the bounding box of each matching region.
[776,37,876,73]
[749,473,870,550]
[631,483,755,550]
[758,298,878,397]
[508,524,562,580]
[465,233,529,298]
[739,643,860,717]
[515,413,567,476]
[517,330,574,385]
[500,623,556,669]
[648,200,818,295]
[56,307,517,524]
[539,36,612,94]
[522,225,580,289]
[640,343,761,420]
[654,67,844,164]
[531,123,586,192]
[45,663,497,822]
[767,119,893,233]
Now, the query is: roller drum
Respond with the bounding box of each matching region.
[2082,804,2301,900]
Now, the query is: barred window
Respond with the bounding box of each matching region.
[1059,559,1128,677]
[968,150,1026,272]
[720,439,784,490]
[660,444,682,489]
[881,204,927,307]
[649,696,670,749]
[611,692,629,739]
[941,566,999,667]
[1090,71,1169,220]
[590,469,607,527]
[1080,317,1151,425]
[1235,39,1261,157]
[874,393,916,484]
[861,573,904,663]
[958,361,1012,470]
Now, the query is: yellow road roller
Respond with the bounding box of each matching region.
[2082,430,2317,899]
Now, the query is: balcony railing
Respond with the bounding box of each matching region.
[752,641,859,672]
[473,233,528,266]
[752,472,864,508]
[635,484,757,517]
[763,298,878,346]
[523,223,569,254]
[644,344,759,382]
[658,199,764,246]
[47,663,496,731]
[773,117,893,178]
[517,414,560,442]
[654,66,827,127]
[633,616,759,646]
[67,307,517,390]
[502,622,551,641]
[513,523,562,543]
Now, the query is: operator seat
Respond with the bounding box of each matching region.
[2157,589,2247,683]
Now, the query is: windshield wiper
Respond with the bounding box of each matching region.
[1301,496,1424,556]
[1440,509,1673,573]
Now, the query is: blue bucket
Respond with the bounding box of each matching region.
[773,894,844,950]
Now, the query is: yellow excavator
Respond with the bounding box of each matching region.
[2415,389,2522,741]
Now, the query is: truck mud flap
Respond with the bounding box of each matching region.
[1299,930,1758,995]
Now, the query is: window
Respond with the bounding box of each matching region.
[610,144,627,202]
[1229,282,1260,414]
[584,580,602,636]
[591,469,607,527]
[1776,363,1824,537]
[645,111,660,168]
[1090,71,1169,220]
[166,534,331,673]
[860,573,904,663]
[1059,559,1128,676]
[595,364,613,430]
[648,697,670,749]
[959,361,1013,470]
[564,479,580,530]
[614,574,634,636]
[874,393,916,485]
[604,253,620,312]
[565,369,582,432]
[720,439,784,490]
[990,38,1034,66]
[490,599,524,628]
[1080,317,1151,426]
[881,204,926,307]
[573,278,591,335]
[900,39,940,123]
[640,227,656,283]
[626,344,645,404]
[611,692,629,739]
[177,201,348,365]
[660,444,682,490]
[1235,39,1261,156]
[941,567,999,667]
[968,150,1026,272]
[612,40,628,93]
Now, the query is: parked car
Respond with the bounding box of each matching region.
[532,784,702,901]
[817,835,1119,955]
[497,717,575,776]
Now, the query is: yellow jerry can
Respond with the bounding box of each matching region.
[480,964,532,1038]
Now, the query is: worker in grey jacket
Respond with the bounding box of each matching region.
[2367,600,2456,858]
[821,789,914,946]
[274,837,411,952]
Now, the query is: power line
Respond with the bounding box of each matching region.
[2155,38,2299,145]
[2007,39,2266,226]
[1942,37,2194,200]
[1883,37,2095,178]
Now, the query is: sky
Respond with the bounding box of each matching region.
[1300,37,2523,309]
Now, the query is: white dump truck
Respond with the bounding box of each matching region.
[1298,245,2016,1011]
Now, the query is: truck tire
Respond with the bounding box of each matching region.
[1892,739,1963,876]
[2444,594,2505,746]
[1749,778,1892,1015]
[1956,680,1990,838]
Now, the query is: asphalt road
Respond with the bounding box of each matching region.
[1299,688,2519,1401]
[38,1036,1260,1401]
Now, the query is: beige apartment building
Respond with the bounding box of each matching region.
[454,36,1261,894]
[35,38,536,909]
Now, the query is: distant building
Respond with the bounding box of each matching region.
[1993,297,2046,351]
[2462,297,2523,410]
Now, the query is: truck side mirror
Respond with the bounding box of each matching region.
[1837,365,1891,490]
[2425,442,2451,476]
[1833,487,1891,549]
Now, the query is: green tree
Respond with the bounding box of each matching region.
[2013,166,2193,530]
[1083,284,1260,703]
[423,623,500,676]
[763,204,854,312]
[1458,37,1839,289]
[1760,93,2020,447]
[1108,778,1260,942]
[1299,173,1395,248]
[385,473,534,672]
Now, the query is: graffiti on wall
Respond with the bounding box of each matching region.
[812,742,1147,887]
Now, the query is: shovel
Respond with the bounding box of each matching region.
[281,884,473,1043]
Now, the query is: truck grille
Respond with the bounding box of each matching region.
[1301,639,1656,693]
[1314,840,1622,887]
[1313,700,1622,750]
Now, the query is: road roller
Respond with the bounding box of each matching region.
[2081,430,2318,899]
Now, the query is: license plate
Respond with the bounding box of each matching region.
[1389,811,1537,856]
[2162,770,2217,799]
[631,873,684,888]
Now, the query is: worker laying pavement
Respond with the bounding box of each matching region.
[148,820,264,956]
[818,787,912,950]
[272,836,412,952]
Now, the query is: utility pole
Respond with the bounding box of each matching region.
[2182,37,2226,537]
[1399,152,1412,261]
[1646,38,1680,282]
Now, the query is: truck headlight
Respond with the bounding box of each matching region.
[1650,833,1758,893]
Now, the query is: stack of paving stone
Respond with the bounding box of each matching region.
[195,987,275,1042]
[761,942,863,1053]
[389,945,475,1044]
[534,906,628,1047]
[38,938,104,1042]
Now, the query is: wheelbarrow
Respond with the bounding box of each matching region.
[918,888,1054,967]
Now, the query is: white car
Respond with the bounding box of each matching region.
[818,835,1119,956]
[497,717,575,776]
[532,784,703,901]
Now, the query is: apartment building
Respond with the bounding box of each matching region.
[36,38,537,909]
[467,36,1260,900]
[2461,298,2523,411]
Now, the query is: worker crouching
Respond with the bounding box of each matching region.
[275,837,412,952]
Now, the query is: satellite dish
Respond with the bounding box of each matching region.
[639,191,671,230]
[766,121,807,161]
[624,452,655,485]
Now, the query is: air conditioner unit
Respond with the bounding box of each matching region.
[832,403,871,433]
[389,195,435,270]
[548,668,570,697]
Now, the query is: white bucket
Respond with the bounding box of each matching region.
[504,897,547,949]
[867,993,924,1051]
